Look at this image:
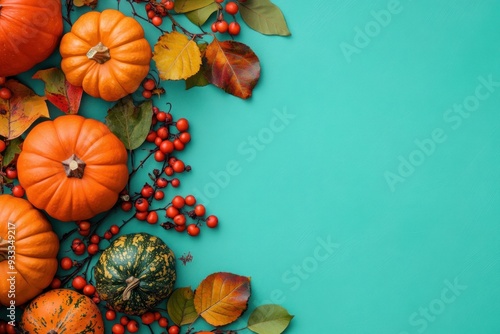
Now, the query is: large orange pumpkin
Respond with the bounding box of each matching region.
[21,289,105,333]
[17,115,129,222]
[0,194,59,306]
[0,0,63,77]
[59,9,152,102]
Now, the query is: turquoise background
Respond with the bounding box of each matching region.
[5,0,500,333]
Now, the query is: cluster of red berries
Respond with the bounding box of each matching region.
[140,0,175,27]
[108,311,178,334]
[0,76,12,100]
[212,0,242,35]
[0,320,16,334]
[141,77,165,99]
[49,275,100,304]
[0,163,25,197]
[163,194,219,236]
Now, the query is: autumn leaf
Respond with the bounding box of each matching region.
[239,0,291,36]
[32,67,83,114]
[2,137,23,168]
[174,0,213,13]
[204,39,261,99]
[248,304,294,334]
[0,80,49,140]
[167,287,199,326]
[105,97,153,150]
[193,272,251,326]
[185,2,218,26]
[73,0,98,8]
[186,42,210,90]
[153,32,202,81]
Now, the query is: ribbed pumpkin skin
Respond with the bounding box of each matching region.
[94,233,176,315]
[21,289,104,333]
[0,195,59,306]
[60,9,151,102]
[0,0,63,77]
[17,115,129,222]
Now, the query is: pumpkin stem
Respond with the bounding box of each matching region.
[122,276,140,301]
[87,42,111,64]
[0,233,11,262]
[62,154,86,179]
[47,331,58,334]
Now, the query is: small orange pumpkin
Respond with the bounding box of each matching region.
[21,289,104,333]
[0,0,63,77]
[0,194,59,306]
[17,115,129,222]
[59,9,152,101]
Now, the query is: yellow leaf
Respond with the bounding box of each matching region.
[0,80,50,140]
[153,31,202,81]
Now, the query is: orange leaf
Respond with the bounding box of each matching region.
[204,39,261,99]
[0,80,50,140]
[193,272,251,326]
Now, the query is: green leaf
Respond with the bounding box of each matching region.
[248,304,294,334]
[240,0,291,36]
[185,2,218,26]
[167,287,199,326]
[105,97,153,150]
[2,137,22,167]
[174,0,214,13]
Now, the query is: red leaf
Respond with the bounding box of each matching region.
[33,67,83,114]
[204,39,261,99]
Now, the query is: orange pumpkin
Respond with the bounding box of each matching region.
[21,289,104,333]
[0,194,59,306]
[59,9,152,102]
[17,115,129,222]
[0,0,63,77]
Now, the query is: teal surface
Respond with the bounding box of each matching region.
[6,0,500,333]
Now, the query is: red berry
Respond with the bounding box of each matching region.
[143,79,156,91]
[60,257,73,270]
[127,320,140,333]
[110,224,120,235]
[155,136,163,147]
[216,20,229,33]
[50,277,62,289]
[104,231,113,240]
[156,111,167,122]
[172,195,185,209]
[11,185,25,197]
[154,190,165,200]
[174,224,186,232]
[146,130,157,142]
[194,204,206,216]
[78,220,91,231]
[215,0,224,3]
[184,195,196,206]
[158,317,169,328]
[90,234,100,244]
[141,311,155,325]
[0,140,6,153]
[147,211,159,224]
[211,22,218,32]
[164,166,174,176]
[141,184,155,198]
[155,150,166,162]
[164,0,175,10]
[135,211,148,221]
[105,309,117,321]
[171,178,180,187]
[142,90,153,99]
[166,206,179,218]
[135,198,149,212]
[225,1,239,15]
[160,140,174,154]
[83,284,96,296]
[179,132,191,144]
[72,275,87,290]
[173,139,185,151]
[112,323,126,334]
[154,311,162,321]
[156,126,169,140]
[206,215,219,228]
[0,87,12,100]
[120,316,130,326]
[5,166,17,179]
[87,243,100,255]
[152,15,163,26]
[147,10,156,19]
[176,118,189,131]
[0,76,5,85]
[168,325,181,334]
[121,201,133,212]
[173,214,186,226]
[228,21,241,35]
[187,224,200,236]
[172,160,185,173]
[156,177,168,188]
